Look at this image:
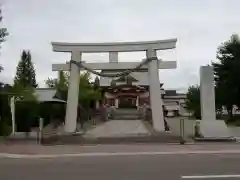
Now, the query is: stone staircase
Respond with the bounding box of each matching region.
[113,108,140,120]
[42,132,185,145]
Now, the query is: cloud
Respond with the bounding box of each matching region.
[0,0,240,89]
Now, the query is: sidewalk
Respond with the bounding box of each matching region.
[0,143,240,156]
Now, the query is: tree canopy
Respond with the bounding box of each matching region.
[0,8,9,73]
[14,50,38,88]
[212,34,240,119]
[45,71,68,100]
[45,71,101,109]
[185,85,201,119]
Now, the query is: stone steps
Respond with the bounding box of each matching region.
[114,112,139,116]
[42,132,184,145]
[114,115,139,120]
[113,108,141,120]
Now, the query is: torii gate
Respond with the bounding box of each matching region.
[51,39,177,133]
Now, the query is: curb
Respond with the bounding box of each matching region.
[1,150,240,159]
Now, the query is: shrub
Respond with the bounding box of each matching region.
[0,117,11,136]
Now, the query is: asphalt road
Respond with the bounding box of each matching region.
[0,153,240,180]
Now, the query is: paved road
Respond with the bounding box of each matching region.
[1,152,240,180]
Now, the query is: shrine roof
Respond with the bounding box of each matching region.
[115,75,138,82]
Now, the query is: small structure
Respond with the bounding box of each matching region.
[10,88,66,135]
[34,88,66,103]
[162,90,187,117]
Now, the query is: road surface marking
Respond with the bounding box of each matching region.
[182,175,240,179]
[1,149,240,159]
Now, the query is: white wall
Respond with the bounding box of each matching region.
[166,117,196,137]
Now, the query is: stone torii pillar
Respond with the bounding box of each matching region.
[64,51,81,132]
[51,39,177,133]
[147,49,165,131]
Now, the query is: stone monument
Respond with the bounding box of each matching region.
[199,66,231,138]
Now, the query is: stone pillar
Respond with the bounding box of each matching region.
[115,98,119,108]
[200,66,216,121]
[147,49,165,131]
[64,51,81,133]
[199,66,230,138]
[136,96,139,107]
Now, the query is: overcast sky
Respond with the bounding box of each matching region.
[0,0,239,91]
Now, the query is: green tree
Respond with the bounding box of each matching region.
[185,85,201,119]
[212,34,240,120]
[45,71,101,109]
[45,71,68,100]
[0,8,9,72]
[78,72,101,109]
[43,71,68,124]
[0,81,38,134]
[13,85,39,134]
[45,71,68,90]
[45,78,57,88]
[13,51,39,133]
[14,50,38,88]
[0,83,13,136]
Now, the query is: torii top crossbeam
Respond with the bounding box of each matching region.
[51,38,177,53]
[52,39,177,71]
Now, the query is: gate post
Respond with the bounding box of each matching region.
[65,51,81,133]
[38,118,44,144]
[180,118,186,144]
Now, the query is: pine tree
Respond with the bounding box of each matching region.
[14,50,38,88]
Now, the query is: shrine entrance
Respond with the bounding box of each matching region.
[105,84,146,109]
[118,95,137,109]
[51,39,177,132]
